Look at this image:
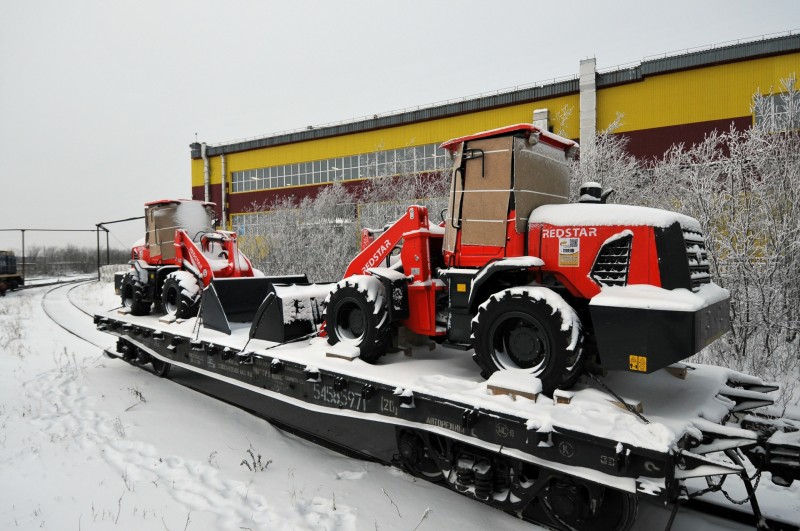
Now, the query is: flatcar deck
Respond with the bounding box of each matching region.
[95,308,799,531]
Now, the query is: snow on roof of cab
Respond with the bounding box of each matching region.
[530,203,702,231]
[440,123,578,152]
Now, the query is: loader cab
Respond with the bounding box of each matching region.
[441,124,578,268]
[144,199,215,262]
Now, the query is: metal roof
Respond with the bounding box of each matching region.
[598,33,800,87]
[192,32,800,160]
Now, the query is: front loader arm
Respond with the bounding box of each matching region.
[200,230,254,278]
[174,229,214,287]
[344,206,429,278]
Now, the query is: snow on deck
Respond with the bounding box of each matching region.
[100,307,760,456]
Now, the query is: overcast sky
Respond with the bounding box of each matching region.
[1,0,798,252]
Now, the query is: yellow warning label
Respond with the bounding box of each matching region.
[629,355,647,372]
[457,283,467,293]
[559,254,580,267]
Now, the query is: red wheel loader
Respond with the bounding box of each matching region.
[325,124,730,394]
[120,199,258,319]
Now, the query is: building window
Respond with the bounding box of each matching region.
[230,142,451,193]
[754,91,799,132]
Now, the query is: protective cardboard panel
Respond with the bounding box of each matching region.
[147,203,215,261]
[513,138,570,233]
[443,148,463,253]
[460,137,513,247]
[153,206,178,260]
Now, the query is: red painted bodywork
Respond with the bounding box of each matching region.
[528,223,661,299]
[442,209,527,268]
[345,206,446,337]
[341,125,670,341]
[345,202,667,338]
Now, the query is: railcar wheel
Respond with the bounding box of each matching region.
[325,276,390,364]
[472,288,584,396]
[120,274,150,316]
[161,271,200,319]
[396,430,446,481]
[540,477,638,531]
[151,358,171,377]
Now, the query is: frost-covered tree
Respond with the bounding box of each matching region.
[650,76,800,403]
[568,113,648,205]
[239,150,451,282]
[238,183,358,282]
[559,79,798,404]
[552,104,574,138]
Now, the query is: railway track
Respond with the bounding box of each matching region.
[40,280,117,352]
[37,283,797,531]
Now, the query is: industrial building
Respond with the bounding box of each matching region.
[190,33,800,231]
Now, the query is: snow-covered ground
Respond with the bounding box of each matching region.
[0,281,797,530]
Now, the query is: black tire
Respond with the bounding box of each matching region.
[540,477,638,531]
[161,271,200,319]
[325,276,390,364]
[120,273,150,316]
[471,288,583,396]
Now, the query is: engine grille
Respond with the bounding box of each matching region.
[590,233,632,287]
[683,229,711,291]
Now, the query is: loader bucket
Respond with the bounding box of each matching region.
[249,283,336,343]
[201,275,309,335]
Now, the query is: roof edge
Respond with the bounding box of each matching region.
[192,32,800,160]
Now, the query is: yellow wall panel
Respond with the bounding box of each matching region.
[191,51,798,188]
[597,53,800,132]
[192,94,580,187]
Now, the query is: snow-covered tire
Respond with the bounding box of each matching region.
[120,273,150,316]
[471,287,584,396]
[325,275,390,364]
[161,271,201,319]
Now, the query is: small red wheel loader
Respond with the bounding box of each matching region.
[120,199,305,323]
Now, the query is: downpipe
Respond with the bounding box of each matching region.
[221,153,227,230]
[201,142,210,203]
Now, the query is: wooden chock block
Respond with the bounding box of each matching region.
[553,389,574,405]
[326,343,360,361]
[486,372,542,402]
[487,384,539,402]
[607,398,644,414]
[665,364,688,380]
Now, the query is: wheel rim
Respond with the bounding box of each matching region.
[398,432,445,481]
[164,285,179,316]
[335,299,366,343]
[490,311,550,371]
[122,284,134,308]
